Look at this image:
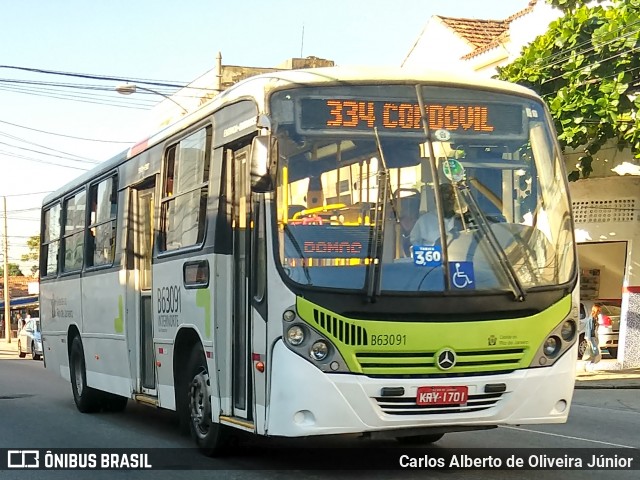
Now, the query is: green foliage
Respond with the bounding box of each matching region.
[20,235,39,276]
[546,0,608,13]
[498,0,640,180]
[0,263,25,277]
[20,235,40,262]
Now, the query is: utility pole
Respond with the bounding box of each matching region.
[3,196,10,343]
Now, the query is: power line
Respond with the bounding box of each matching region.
[532,20,640,72]
[5,208,40,214]
[0,119,136,144]
[0,149,90,171]
[0,64,190,90]
[2,191,52,198]
[0,131,96,162]
[0,141,99,164]
[0,83,152,110]
[541,44,640,85]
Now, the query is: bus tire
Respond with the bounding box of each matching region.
[396,433,445,445]
[69,336,102,413]
[186,348,228,456]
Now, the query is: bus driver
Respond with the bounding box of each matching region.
[410,183,464,247]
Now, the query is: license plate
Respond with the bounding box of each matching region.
[416,386,468,405]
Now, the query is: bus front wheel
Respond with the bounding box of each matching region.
[69,336,102,413]
[396,433,445,445]
[186,349,228,456]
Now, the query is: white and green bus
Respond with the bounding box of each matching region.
[40,66,579,453]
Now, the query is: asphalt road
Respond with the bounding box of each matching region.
[1,353,639,480]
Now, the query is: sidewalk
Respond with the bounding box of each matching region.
[0,337,18,359]
[574,358,640,389]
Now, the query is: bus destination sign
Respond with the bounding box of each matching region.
[299,98,524,137]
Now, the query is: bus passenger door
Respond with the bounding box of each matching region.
[230,145,252,420]
[129,179,157,394]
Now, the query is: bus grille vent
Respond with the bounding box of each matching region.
[374,392,504,415]
[355,348,526,376]
[313,309,368,346]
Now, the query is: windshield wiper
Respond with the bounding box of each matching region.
[282,224,312,285]
[458,183,527,302]
[364,128,397,302]
[413,84,526,301]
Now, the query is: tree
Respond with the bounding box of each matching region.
[497,0,640,180]
[0,263,24,277]
[21,234,40,276]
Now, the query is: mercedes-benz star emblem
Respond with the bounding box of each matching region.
[436,348,457,370]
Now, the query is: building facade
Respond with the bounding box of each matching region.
[401,0,640,366]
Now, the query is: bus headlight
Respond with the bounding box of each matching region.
[283,309,296,322]
[286,325,305,346]
[560,320,576,341]
[543,336,561,357]
[310,341,329,361]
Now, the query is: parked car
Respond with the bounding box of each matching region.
[17,318,42,360]
[579,301,620,359]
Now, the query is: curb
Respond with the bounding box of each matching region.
[575,383,640,389]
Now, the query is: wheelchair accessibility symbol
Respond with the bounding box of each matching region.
[449,261,475,289]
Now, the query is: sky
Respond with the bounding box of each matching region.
[0,0,534,275]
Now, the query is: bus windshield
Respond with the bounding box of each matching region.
[270,84,575,295]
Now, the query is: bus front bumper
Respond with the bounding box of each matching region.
[267,341,576,437]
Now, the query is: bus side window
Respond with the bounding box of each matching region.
[160,128,211,252]
[87,175,117,267]
[62,189,86,272]
[41,203,62,277]
[212,148,233,253]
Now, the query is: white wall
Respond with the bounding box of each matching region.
[570,176,640,287]
[402,3,561,77]
[401,17,477,72]
[565,140,640,178]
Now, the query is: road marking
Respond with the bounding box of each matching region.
[572,403,640,415]
[501,426,636,448]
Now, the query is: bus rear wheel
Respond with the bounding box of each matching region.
[396,433,445,445]
[69,336,102,413]
[186,349,228,456]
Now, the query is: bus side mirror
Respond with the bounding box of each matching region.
[250,135,275,193]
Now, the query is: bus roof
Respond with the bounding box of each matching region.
[43,66,540,205]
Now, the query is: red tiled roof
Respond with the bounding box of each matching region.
[436,0,539,60]
[0,276,37,297]
[506,0,539,22]
[437,16,509,50]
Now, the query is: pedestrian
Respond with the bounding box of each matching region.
[582,304,602,371]
[17,314,25,332]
